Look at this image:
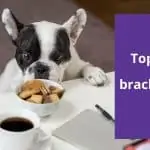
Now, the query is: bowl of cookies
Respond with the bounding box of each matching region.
[15,79,65,117]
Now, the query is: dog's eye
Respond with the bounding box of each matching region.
[49,50,64,65]
[22,53,31,62]
[56,55,63,61]
[55,55,64,64]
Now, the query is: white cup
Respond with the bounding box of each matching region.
[0,109,50,150]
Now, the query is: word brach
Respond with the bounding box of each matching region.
[120,78,150,90]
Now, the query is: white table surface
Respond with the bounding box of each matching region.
[0,71,114,150]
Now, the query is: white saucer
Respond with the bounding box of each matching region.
[30,130,52,150]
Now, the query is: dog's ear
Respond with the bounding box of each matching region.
[63,9,87,45]
[1,8,24,41]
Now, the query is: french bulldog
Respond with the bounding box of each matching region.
[0,8,107,92]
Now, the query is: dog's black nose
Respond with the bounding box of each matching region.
[34,62,49,79]
[36,65,48,74]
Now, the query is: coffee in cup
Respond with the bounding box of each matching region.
[0,109,50,150]
[0,117,33,132]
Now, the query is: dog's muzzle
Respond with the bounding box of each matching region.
[33,62,50,79]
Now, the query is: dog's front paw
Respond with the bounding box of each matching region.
[83,66,108,86]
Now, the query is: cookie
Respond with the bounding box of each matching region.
[27,94,43,104]
[43,95,52,103]
[49,94,59,103]
[49,86,57,91]
[21,80,44,91]
[19,89,40,99]
[51,88,64,97]
[40,85,50,95]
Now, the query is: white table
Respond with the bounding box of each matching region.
[0,72,115,150]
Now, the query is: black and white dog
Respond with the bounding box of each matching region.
[0,8,107,92]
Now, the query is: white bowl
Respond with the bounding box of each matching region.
[14,79,64,117]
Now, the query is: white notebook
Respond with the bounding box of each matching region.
[52,109,131,150]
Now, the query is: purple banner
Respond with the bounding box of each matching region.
[115,15,150,138]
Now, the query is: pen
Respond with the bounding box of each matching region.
[95,104,115,122]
